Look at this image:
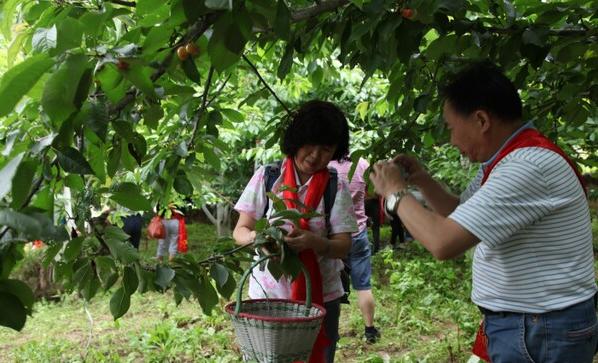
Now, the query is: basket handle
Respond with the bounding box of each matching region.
[234,254,312,315]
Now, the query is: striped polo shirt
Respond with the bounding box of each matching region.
[449,147,596,313]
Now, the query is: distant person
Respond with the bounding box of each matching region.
[365,196,405,253]
[157,204,188,263]
[122,213,143,250]
[370,60,597,362]
[328,157,380,343]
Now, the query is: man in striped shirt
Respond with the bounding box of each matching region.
[369,61,597,362]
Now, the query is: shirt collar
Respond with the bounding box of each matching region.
[482,121,535,168]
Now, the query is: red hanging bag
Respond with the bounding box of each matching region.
[147,216,165,239]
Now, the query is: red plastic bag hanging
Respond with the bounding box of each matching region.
[472,320,491,362]
[147,216,165,239]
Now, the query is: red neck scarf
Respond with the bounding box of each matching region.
[281,157,330,363]
[481,128,586,194]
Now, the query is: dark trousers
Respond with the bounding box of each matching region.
[122,214,143,249]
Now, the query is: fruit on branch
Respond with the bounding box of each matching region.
[401,8,415,19]
[185,43,200,56]
[116,59,129,70]
[177,46,189,61]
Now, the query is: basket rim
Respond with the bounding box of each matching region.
[224,298,326,323]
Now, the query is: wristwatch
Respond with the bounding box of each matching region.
[385,189,411,216]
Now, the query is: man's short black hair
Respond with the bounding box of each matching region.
[441,60,522,122]
[282,100,350,161]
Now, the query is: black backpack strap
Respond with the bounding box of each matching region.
[262,161,282,218]
[323,167,338,231]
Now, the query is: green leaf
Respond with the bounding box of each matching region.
[95,256,117,289]
[137,0,165,15]
[63,236,85,262]
[42,54,91,123]
[123,266,139,294]
[10,160,37,209]
[181,58,201,84]
[173,172,193,196]
[215,272,235,300]
[0,152,25,201]
[43,242,64,267]
[0,292,27,331]
[86,142,106,184]
[121,64,156,98]
[80,273,100,301]
[104,226,131,242]
[143,104,163,129]
[64,174,84,190]
[197,276,218,315]
[142,25,171,55]
[0,209,42,240]
[210,263,229,287]
[127,134,147,166]
[1,0,20,40]
[155,265,175,289]
[0,279,34,315]
[208,14,243,71]
[104,238,139,264]
[220,108,244,123]
[107,141,121,178]
[109,287,130,320]
[96,64,126,103]
[274,0,291,40]
[205,0,231,10]
[56,17,83,53]
[55,146,95,175]
[110,183,152,211]
[31,26,57,52]
[277,43,294,80]
[0,54,54,117]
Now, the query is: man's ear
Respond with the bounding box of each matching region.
[474,110,491,133]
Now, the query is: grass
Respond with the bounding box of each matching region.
[2,215,598,362]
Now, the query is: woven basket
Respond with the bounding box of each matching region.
[225,255,326,363]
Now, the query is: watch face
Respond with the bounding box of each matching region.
[385,194,397,214]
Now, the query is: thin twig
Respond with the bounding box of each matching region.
[206,73,233,107]
[108,0,135,7]
[82,301,94,360]
[188,67,215,150]
[242,55,292,116]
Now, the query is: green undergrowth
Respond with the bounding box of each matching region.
[2,221,597,362]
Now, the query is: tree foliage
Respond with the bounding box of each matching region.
[0,0,596,330]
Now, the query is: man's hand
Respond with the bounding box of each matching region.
[369,160,408,197]
[393,154,429,188]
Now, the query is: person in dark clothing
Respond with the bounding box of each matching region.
[122,213,143,249]
[365,197,405,253]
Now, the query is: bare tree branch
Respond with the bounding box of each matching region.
[291,0,350,21]
[107,0,135,7]
[188,66,215,150]
[242,55,292,116]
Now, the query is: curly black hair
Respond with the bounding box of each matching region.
[441,60,522,122]
[281,100,350,161]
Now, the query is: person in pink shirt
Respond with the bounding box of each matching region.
[328,157,380,343]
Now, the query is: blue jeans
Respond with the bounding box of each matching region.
[348,230,372,290]
[483,296,598,363]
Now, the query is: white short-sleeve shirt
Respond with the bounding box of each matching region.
[235,163,358,302]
